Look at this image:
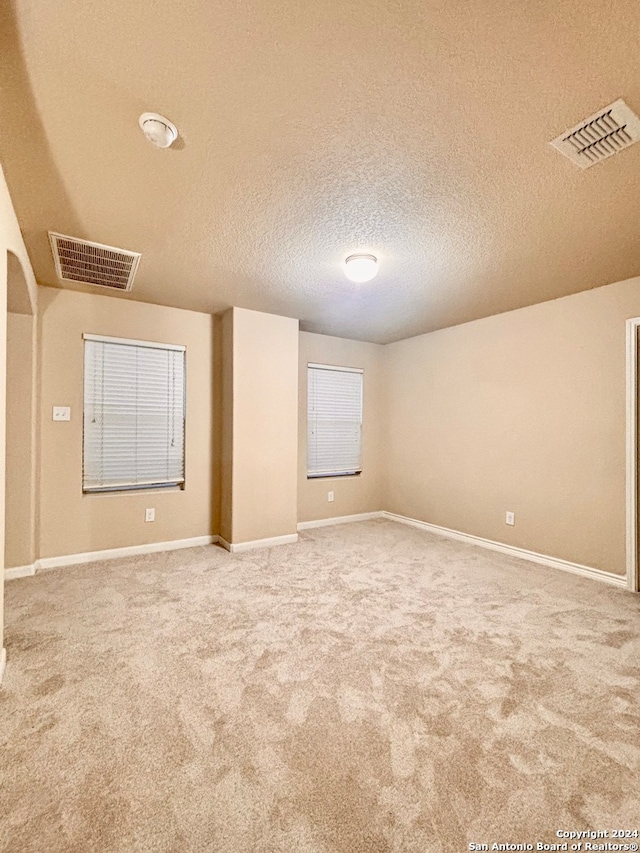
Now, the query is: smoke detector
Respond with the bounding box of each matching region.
[139,112,178,149]
[49,232,141,291]
[551,98,640,169]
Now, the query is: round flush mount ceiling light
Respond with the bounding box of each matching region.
[344,253,378,283]
[139,113,178,149]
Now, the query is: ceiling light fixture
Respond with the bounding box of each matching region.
[344,253,378,283]
[139,112,178,149]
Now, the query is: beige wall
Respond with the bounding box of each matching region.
[0,164,38,663]
[5,312,35,568]
[298,332,384,522]
[0,253,6,659]
[37,287,216,558]
[219,309,233,543]
[223,307,299,544]
[384,276,640,576]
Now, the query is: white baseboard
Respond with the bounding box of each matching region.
[0,648,6,686]
[218,533,299,553]
[298,511,383,531]
[5,563,37,580]
[10,535,218,575]
[383,512,628,589]
[5,513,625,590]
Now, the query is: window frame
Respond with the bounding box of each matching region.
[82,333,187,494]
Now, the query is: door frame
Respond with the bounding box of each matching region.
[625,317,640,592]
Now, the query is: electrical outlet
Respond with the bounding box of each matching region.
[328,491,334,502]
[145,508,155,523]
[52,406,71,421]
[505,511,515,526]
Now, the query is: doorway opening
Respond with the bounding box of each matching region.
[5,250,37,574]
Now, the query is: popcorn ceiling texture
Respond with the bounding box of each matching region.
[2,0,640,342]
[1,520,639,851]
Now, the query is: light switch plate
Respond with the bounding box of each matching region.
[52,406,71,421]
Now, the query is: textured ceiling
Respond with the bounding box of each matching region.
[2,0,640,343]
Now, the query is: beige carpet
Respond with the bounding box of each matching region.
[1,519,639,852]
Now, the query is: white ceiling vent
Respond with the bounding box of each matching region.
[551,99,640,169]
[48,233,141,291]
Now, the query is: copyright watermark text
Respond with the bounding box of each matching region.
[469,831,639,853]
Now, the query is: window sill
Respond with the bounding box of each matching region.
[307,472,362,480]
[83,485,184,496]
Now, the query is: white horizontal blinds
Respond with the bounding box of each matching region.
[307,364,363,477]
[83,337,185,492]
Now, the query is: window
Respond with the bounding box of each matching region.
[307,363,363,478]
[83,334,186,493]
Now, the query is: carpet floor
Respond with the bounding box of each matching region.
[1,519,639,852]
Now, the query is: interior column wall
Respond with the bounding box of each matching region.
[219,308,234,544]
[223,307,299,545]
